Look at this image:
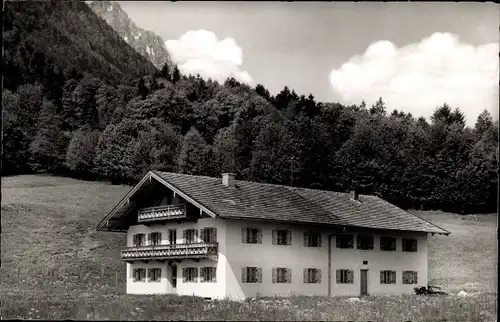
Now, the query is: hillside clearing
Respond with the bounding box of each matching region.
[0,175,497,321]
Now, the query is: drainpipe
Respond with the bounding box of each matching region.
[327,232,338,298]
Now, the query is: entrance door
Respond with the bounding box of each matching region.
[172,265,177,289]
[360,269,368,296]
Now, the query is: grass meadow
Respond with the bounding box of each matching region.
[0,175,497,321]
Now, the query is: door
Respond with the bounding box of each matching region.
[360,269,368,296]
[172,265,177,289]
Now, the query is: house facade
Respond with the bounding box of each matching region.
[97,171,449,300]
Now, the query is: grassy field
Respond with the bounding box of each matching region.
[1,175,497,321]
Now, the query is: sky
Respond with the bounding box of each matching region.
[118,1,499,126]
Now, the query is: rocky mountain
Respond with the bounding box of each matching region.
[89,1,174,71]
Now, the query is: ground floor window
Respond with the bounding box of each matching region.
[273,267,291,283]
[148,268,162,282]
[336,269,354,284]
[201,267,217,282]
[132,268,146,282]
[183,267,198,282]
[380,270,396,284]
[402,271,418,284]
[303,268,322,283]
[242,267,262,283]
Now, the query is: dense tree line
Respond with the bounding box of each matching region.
[2,1,498,215]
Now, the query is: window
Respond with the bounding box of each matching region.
[201,267,217,282]
[336,269,354,284]
[304,232,322,247]
[133,234,146,247]
[402,238,418,252]
[272,230,292,245]
[168,229,177,245]
[183,267,198,283]
[149,232,162,246]
[132,268,146,282]
[147,268,161,282]
[380,270,396,284]
[241,267,262,283]
[336,234,354,249]
[380,237,397,251]
[201,227,217,243]
[272,267,291,283]
[402,271,418,284]
[357,235,374,250]
[241,228,262,244]
[303,268,322,284]
[183,229,198,243]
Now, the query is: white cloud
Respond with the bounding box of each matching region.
[165,30,253,85]
[329,32,499,126]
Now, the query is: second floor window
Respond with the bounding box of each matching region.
[357,235,374,250]
[169,229,177,245]
[303,268,322,283]
[133,268,146,282]
[241,228,262,244]
[380,237,397,251]
[201,227,217,243]
[183,229,198,243]
[133,233,146,247]
[304,232,322,247]
[402,238,418,252]
[149,232,162,246]
[183,267,198,282]
[272,267,291,283]
[242,267,262,283]
[273,229,291,245]
[380,270,396,284]
[336,234,354,249]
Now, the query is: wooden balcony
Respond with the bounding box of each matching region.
[137,204,186,223]
[121,242,218,262]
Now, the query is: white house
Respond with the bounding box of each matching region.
[96,171,450,300]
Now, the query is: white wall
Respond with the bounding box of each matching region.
[224,219,428,300]
[125,218,228,299]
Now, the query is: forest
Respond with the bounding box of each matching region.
[2,1,498,214]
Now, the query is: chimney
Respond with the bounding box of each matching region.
[351,190,359,201]
[222,173,236,188]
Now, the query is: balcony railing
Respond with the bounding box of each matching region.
[137,204,186,223]
[121,242,218,261]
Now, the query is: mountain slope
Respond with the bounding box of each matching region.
[2,0,157,91]
[89,1,174,70]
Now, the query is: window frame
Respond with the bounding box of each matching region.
[147,268,162,282]
[402,238,418,252]
[200,267,217,283]
[336,234,354,249]
[303,268,322,284]
[168,229,177,245]
[149,232,162,246]
[201,227,217,243]
[380,270,397,284]
[132,268,146,282]
[273,229,292,246]
[402,271,418,284]
[242,266,262,283]
[183,229,198,244]
[183,267,198,283]
[133,233,146,247]
[304,232,322,247]
[356,235,374,250]
[380,237,397,251]
[336,269,354,284]
[241,228,262,244]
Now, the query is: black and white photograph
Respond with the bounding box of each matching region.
[1,0,498,320]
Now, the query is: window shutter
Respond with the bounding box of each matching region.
[256,268,262,283]
[133,234,137,246]
[272,268,277,283]
[131,268,136,280]
[286,269,292,283]
[158,232,162,244]
[212,228,217,242]
[140,269,146,281]
[369,236,374,249]
[183,230,187,242]
[200,229,206,242]
[304,232,309,247]
[183,268,187,282]
[257,230,262,244]
[413,240,418,252]
[148,233,152,245]
[200,268,206,282]
[194,268,198,281]
[336,270,341,283]
[317,269,322,283]
[356,236,361,249]
[347,270,354,284]
[194,229,199,241]
[303,268,308,283]
[336,235,341,248]
[241,267,247,283]
[147,268,152,282]
[287,230,292,245]
[317,234,322,247]
[347,235,353,248]
[380,271,384,284]
[272,230,277,245]
[241,228,247,243]
[157,268,162,280]
[413,272,418,284]
[391,271,396,284]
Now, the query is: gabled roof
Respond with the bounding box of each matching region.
[97,170,450,235]
[151,171,449,235]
